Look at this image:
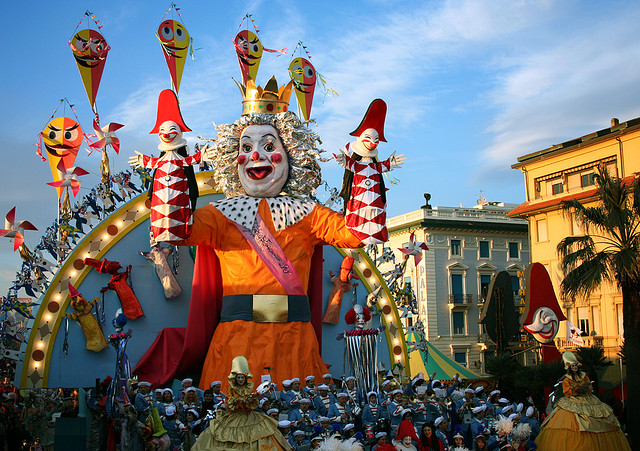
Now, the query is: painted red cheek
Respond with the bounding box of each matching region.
[271,153,283,163]
[237,154,247,164]
[251,152,260,161]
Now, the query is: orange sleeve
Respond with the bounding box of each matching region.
[309,204,362,248]
[178,204,223,248]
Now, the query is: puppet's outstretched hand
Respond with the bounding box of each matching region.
[389,152,406,169]
[128,151,144,169]
[334,148,347,167]
[201,143,215,162]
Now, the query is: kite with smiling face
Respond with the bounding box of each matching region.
[41,117,83,197]
[69,29,110,111]
[288,57,316,122]
[157,19,191,93]
[234,30,263,84]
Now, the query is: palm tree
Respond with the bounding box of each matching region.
[575,346,613,393]
[557,165,640,445]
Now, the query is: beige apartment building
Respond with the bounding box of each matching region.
[509,117,640,358]
[384,200,531,374]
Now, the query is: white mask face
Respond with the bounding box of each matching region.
[523,306,559,343]
[353,127,379,158]
[157,121,186,150]
[355,313,366,329]
[237,125,289,197]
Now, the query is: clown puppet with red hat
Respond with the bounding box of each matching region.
[522,262,567,363]
[337,99,406,245]
[129,89,202,242]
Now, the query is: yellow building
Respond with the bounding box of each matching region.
[509,117,640,358]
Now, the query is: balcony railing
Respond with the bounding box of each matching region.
[555,336,604,349]
[448,294,473,305]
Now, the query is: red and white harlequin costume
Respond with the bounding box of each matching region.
[134,89,200,242]
[142,151,201,242]
[339,99,399,245]
[342,145,392,245]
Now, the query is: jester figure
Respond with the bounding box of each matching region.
[129,89,200,242]
[337,99,405,245]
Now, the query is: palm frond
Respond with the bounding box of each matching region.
[560,252,614,300]
[557,235,595,264]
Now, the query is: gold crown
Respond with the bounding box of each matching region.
[235,76,294,115]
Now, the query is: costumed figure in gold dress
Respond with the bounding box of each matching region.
[535,351,630,450]
[193,356,290,450]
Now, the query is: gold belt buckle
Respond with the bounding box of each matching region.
[252,294,288,322]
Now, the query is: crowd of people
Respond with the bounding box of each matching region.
[86,371,542,450]
[0,362,628,450]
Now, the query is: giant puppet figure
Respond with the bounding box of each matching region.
[129,89,200,242]
[134,77,362,389]
[338,99,405,245]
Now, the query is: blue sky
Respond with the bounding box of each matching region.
[2,0,640,290]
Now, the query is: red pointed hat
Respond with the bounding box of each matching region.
[68,282,81,298]
[522,263,567,324]
[396,419,419,441]
[350,98,387,142]
[150,89,191,134]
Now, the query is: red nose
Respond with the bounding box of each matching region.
[251,152,260,161]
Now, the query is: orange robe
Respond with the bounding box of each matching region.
[184,197,361,390]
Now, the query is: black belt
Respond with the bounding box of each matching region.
[220,294,310,323]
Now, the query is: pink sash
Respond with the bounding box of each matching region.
[234,214,306,296]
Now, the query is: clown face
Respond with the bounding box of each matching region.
[355,312,366,329]
[402,436,412,446]
[353,128,380,159]
[237,125,288,197]
[523,306,559,343]
[157,121,186,151]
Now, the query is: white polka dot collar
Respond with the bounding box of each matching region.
[212,195,315,231]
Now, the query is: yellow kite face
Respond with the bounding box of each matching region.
[70,29,109,108]
[234,30,263,82]
[70,29,109,67]
[289,57,316,121]
[42,117,83,159]
[42,117,82,194]
[158,20,190,92]
[158,20,190,58]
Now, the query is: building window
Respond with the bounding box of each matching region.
[479,241,490,258]
[511,275,520,298]
[452,312,465,335]
[451,239,461,257]
[480,274,491,302]
[581,172,596,187]
[508,242,519,259]
[536,219,548,242]
[454,351,467,367]
[451,274,464,303]
[551,181,564,195]
[578,307,590,336]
